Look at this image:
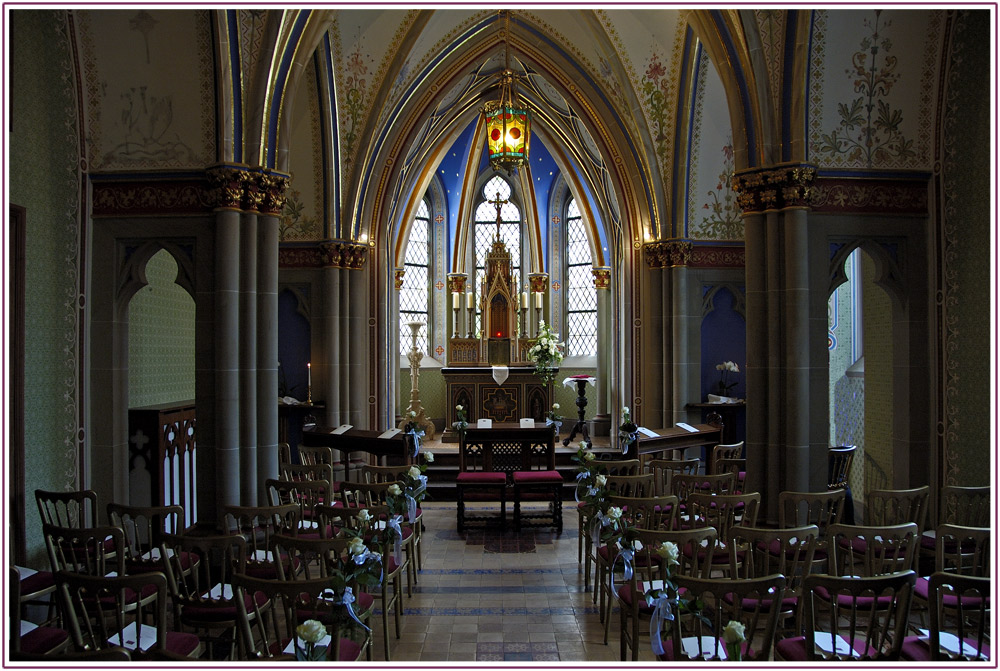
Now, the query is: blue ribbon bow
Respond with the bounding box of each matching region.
[330,586,370,632]
[648,592,675,656]
[387,515,404,565]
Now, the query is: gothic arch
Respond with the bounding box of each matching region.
[702,283,747,319]
[828,238,906,309]
[117,240,196,310]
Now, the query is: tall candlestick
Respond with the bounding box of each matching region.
[452,291,460,310]
[534,291,543,309]
[306,362,312,404]
[467,291,474,310]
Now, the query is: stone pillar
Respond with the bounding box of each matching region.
[592,267,611,436]
[256,174,285,504]
[319,260,345,481]
[783,207,811,491]
[238,210,258,505]
[743,211,768,515]
[213,204,242,518]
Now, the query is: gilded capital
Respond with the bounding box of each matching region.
[258,173,289,215]
[528,273,548,293]
[731,164,816,214]
[205,167,247,210]
[394,268,406,289]
[644,240,693,268]
[320,241,368,269]
[592,267,611,289]
[446,273,467,293]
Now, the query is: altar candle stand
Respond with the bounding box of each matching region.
[534,291,543,332]
[307,362,312,404]
[452,292,460,338]
[466,291,475,338]
[520,291,528,336]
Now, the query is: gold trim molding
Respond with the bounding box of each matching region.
[731,164,817,214]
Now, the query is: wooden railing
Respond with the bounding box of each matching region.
[128,401,197,529]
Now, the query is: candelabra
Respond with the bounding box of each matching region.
[399,321,436,439]
[467,302,475,338]
[453,304,460,338]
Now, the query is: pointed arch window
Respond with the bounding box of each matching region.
[399,199,430,356]
[565,198,597,356]
[474,174,521,334]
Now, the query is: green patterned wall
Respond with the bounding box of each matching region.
[862,253,893,483]
[128,249,196,407]
[942,12,990,486]
[828,259,856,445]
[10,10,81,565]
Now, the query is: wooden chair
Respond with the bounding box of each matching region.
[265,478,333,537]
[647,457,699,497]
[913,525,990,623]
[43,523,125,578]
[55,570,203,660]
[777,489,845,568]
[106,503,185,575]
[714,457,746,493]
[865,485,930,531]
[298,445,335,466]
[828,445,857,523]
[278,442,291,465]
[670,472,735,505]
[269,533,376,660]
[710,440,744,474]
[597,494,680,642]
[729,525,819,636]
[230,574,367,662]
[659,574,787,662]
[338,481,416,597]
[9,566,70,656]
[222,503,300,580]
[36,488,100,529]
[686,491,761,577]
[578,458,641,567]
[901,573,990,661]
[362,464,425,571]
[775,571,915,661]
[920,486,989,565]
[615,527,717,658]
[828,522,919,577]
[159,532,248,660]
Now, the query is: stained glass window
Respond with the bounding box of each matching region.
[474,175,521,334]
[565,198,597,356]
[400,199,429,356]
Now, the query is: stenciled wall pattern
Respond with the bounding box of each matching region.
[11,9,82,565]
[76,9,215,171]
[281,56,324,242]
[127,249,196,408]
[808,9,943,170]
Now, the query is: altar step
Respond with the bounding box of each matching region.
[419,444,583,501]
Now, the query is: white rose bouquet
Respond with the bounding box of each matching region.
[295,619,328,661]
[715,361,740,395]
[528,320,564,384]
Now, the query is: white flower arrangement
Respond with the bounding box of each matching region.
[528,321,564,384]
[715,361,740,395]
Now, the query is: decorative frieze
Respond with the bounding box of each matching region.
[278,241,368,269]
[810,176,929,215]
[731,164,817,213]
[644,240,693,268]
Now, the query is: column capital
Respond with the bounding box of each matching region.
[446,273,468,293]
[319,241,368,269]
[644,240,693,268]
[528,273,548,293]
[731,163,817,214]
[394,268,405,289]
[206,166,250,211]
[257,173,289,215]
[592,267,611,289]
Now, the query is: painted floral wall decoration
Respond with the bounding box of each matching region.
[699,140,743,240]
[640,52,672,174]
[280,189,321,241]
[341,39,371,169]
[817,10,915,167]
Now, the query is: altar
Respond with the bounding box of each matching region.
[442,367,553,428]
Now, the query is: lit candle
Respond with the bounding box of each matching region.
[452,291,460,310]
[535,292,543,309]
[307,362,311,387]
[467,291,474,310]
[521,291,529,310]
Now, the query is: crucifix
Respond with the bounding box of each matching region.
[489,191,507,241]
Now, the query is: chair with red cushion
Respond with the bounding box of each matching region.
[230,573,367,662]
[159,532,249,660]
[106,503,185,575]
[55,569,203,660]
[777,489,845,570]
[828,522,919,577]
[919,486,989,569]
[36,488,101,529]
[616,526,717,658]
[363,464,426,572]
[597,494,681,642]
[222,503,300,580]
[913,524,989,624]
[901,573,990,661]
[774,570,915,662]
[43,523,125,578]
[728,525,819,636]
[579,459,642,590]
[714,457,746,494]
[9,566,70,657]
[270,533,376,660]
[15,565,58,627]
[657,573,786,662]
[265,478,334,538]
[685,491,761,577]
[710,441,744,475]
[338,481,416,598]
[646,457,698,498]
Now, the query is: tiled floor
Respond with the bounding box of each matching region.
[368,500,638,662]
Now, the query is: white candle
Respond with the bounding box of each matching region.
[535,292,543,309]
[467,291,474,310]
[452,291,460,310]
[307,362,311,387]
[521,291,529,310]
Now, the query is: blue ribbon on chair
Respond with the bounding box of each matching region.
[610,545,635,607]
[574,472,589,503]
[331,586,371,632]
[408,429,424,457]
[591,511,610,552]
[406,494,417,523]
[387,515,404,565]
[648,593,675,656]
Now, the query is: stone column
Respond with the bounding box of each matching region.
[238,209,258,505]
[319,253,345,481]
[592,267,611,436]
[743,211,768,515]
[783,207,811,492]
[256,174,285,504]
[206,169,245,519]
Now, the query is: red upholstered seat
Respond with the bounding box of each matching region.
[814,584,898,609]
[512,470,563,483]
[20,626,69,655]
[775,635,877,661]
[270,636,363,661]
[457,471,507,484]
[914,576,989,609]
[126,550,199,575]
[19,570,56,596]
[154,631,203,658]
[901,634,990,661]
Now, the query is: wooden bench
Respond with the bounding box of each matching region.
[457,425,562,532]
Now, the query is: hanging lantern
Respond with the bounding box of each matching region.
[482,12,530,173]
